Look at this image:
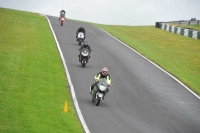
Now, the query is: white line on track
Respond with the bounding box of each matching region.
[46,16,90,133]
[93,25,200,100]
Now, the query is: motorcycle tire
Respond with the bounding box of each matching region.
[82,59,86,68]
[95,97,101,106]
[82,63,85,68]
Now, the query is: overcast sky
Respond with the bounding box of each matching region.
[0,0,199,26]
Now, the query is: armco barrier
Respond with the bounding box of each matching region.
[171,26,175,33]
[180,28,185,35]
[174,27,177,34]
[198,32,200,39]
[164,24,167,30]
[184,29,189,37]
[169,26,172,32]
[188,30,193,37]
[193,31,198,39]
[155,22,200,40]
[177,27,181,35]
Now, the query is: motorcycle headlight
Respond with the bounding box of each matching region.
[98,85,107,91]
[82,52,89,56]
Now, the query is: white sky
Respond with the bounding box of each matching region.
[0,0,199,26]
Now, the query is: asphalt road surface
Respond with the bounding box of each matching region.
[47,16,200,133]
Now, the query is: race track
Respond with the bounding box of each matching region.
[47,16,200,133]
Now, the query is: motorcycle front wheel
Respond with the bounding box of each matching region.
[95,97,101,106]
[82,59,86,68]
[82,63,85,68]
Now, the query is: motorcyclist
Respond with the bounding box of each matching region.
[90,67,111,99]
[76,26,86,40]
[59,9,65,20]
[78,41,92,62]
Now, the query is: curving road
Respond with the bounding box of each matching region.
[47,16,200,133]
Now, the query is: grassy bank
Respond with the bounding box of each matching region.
[0,8,83,133]
[93,24,200,96]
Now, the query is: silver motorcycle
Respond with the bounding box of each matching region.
[90,78,113,106]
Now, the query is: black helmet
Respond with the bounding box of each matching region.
[80,26,84,28]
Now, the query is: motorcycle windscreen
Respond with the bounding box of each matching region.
[96,92,103,98]
[98,78,108,91]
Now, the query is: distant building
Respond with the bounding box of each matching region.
[191,18,196,21]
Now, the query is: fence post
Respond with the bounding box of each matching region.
[188,20,190,25]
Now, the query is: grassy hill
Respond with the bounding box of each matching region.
[0,7,83,133]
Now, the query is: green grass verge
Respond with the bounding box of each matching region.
[0,8,84,133]
[92,24,200,96]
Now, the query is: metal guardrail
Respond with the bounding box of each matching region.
[155,20,199,28]
[169,20,200,25]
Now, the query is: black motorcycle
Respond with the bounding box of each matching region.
[79,48,90,68]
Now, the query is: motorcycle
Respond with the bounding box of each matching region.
[60,17,65,26]
[90,78,113,106]
[59,12,65,26]
[79,48,90,68]
[77,32,85,46]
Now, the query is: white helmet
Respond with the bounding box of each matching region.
[102,67,108,75]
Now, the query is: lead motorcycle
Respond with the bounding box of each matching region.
[79,48,90,68]
[77,32,85,46]
[59,12,65,26]
[90,78,113,106]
